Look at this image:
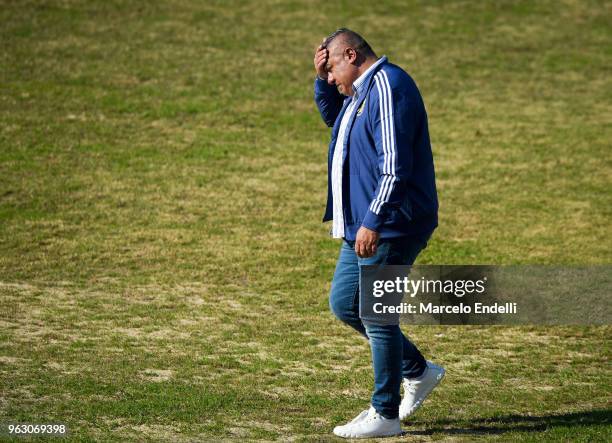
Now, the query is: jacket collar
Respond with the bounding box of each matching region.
[352,56,387,98]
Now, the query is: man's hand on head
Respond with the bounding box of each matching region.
[355,226,380,258]
[314,41,328,81]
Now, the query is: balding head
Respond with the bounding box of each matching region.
[323,28,376,58]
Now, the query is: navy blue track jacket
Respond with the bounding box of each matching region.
[314,56,438,241]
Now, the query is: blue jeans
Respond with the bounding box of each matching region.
[329,236,429,419]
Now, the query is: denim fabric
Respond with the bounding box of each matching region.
[329,235,429,419]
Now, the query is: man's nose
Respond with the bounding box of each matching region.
[327,73,335,85]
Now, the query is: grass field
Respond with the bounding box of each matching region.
[1,0,610,441]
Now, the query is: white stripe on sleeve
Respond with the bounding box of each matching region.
[370,71,397,215]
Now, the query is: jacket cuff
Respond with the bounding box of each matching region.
[362,209,385,232]
[314,76,337,94]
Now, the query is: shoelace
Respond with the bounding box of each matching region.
[363,412,380,423]
[404,380,417,394]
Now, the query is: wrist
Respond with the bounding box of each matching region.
[362,209,384,233]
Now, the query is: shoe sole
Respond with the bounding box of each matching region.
[334,430,403,439]
[400,367,446,420]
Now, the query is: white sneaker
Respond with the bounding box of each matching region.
[333,406,402,439]
[399,360,445,420]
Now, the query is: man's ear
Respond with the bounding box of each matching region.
[344,47,358,64]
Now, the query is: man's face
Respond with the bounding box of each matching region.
[325,44,358,96]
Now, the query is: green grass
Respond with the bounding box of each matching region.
[0,0,610,441]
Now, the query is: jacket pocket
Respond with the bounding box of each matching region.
[399,200,412,222]
[385,204,412,227]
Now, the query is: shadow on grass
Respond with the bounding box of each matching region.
[407,409,611,436]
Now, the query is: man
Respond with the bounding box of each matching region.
[313,29,445,438]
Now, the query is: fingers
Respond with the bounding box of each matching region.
[355,227,380,258]
[314,45,329,78]
[314,45,328,59]
[365,241,375,258]
[355,241,365,258]
[315,52,326,65]
[315,49,328,64]
[355,240,376,258]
